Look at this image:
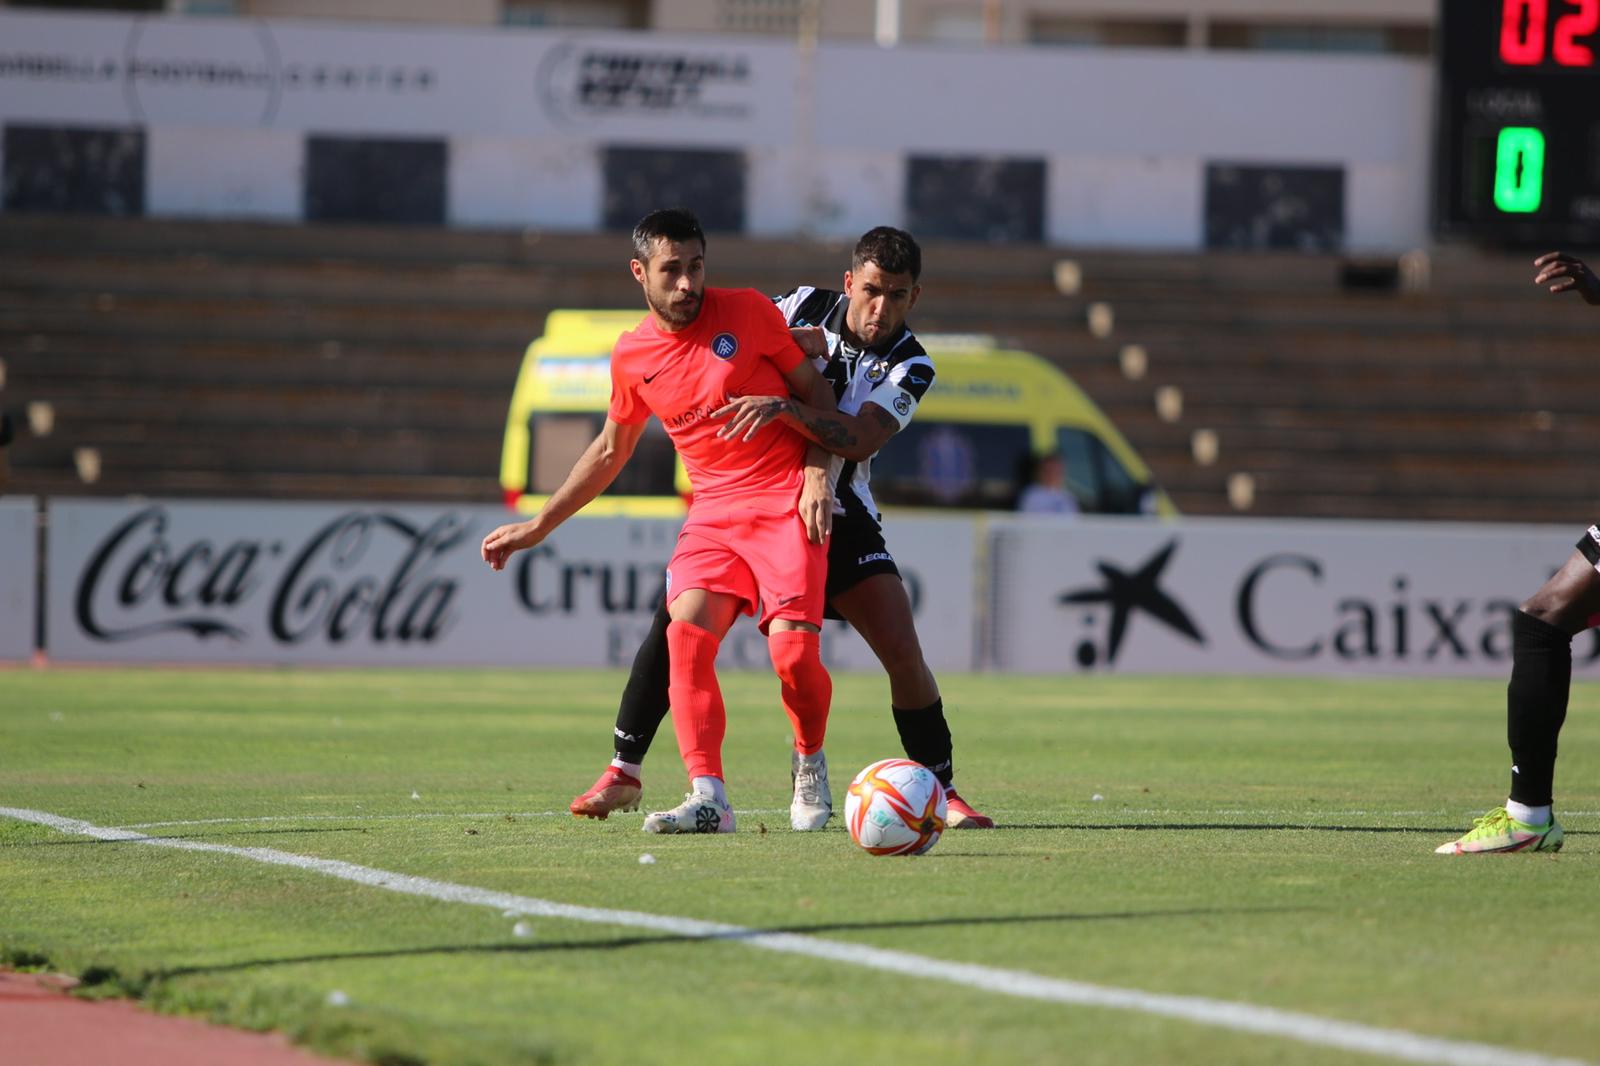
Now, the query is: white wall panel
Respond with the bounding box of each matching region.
[1345,162,1430,254]
[147,126,303,220]
[0,499,37,662]
[448,136,599,230]
[1049,155,1201,249]
[744,147,905,240]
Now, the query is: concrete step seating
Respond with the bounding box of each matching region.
[2,214,1596,521]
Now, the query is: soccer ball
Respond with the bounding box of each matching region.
[844,758,947,856]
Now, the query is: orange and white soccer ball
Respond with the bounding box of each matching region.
[844,758,947,856]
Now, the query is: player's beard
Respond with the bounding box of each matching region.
[649,288,702,328]
[849,311,891,348]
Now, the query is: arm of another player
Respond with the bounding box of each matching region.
[792,361,838,544]
[481,417,646,571]
[1534,252,1600,305]
[715,350,900,463]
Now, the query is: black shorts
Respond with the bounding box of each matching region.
[1577,525,1600,568]
[824,514,901,620]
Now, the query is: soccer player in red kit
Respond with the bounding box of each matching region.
[482,208,839,834]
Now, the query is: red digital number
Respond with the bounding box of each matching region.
[1502,0,1548,64]
[1554,0,1599,65]
[1502,0,1599,66]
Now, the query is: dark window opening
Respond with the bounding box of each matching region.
[1056,428,1151,514]
[871,421,1033,510]
[527,413,677,498]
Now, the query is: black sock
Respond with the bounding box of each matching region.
[893,698,954,787]
[1507,609,1571,807]
[613,601,672,766]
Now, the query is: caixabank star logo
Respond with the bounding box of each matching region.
[1057,539,1205,669]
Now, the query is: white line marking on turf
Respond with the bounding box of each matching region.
[118,808,1591,832]
[113,809,792,830]
[2,807,1587,1066]
[115,813,568,829]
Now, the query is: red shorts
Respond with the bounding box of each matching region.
[666,507,828,632]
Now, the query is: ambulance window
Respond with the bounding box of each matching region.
[1056,428,1151,514]
[528,414,677,497]
[872,421,1033,509]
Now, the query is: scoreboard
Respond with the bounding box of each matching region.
[1436,0,1600,244]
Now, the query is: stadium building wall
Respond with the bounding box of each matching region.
[0,9,1430,251]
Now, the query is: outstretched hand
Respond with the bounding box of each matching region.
[1534,251,1600,305]
[481,521,540,572]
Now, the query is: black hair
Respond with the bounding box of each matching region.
[632,208,707,262]
[852,226,922,282]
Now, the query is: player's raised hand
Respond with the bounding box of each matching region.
[481,521,540,571]
[789,325,829,359]
[714,394,790,441]
[1533,251,1600,305]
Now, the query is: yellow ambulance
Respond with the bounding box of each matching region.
[498,310,1174,518]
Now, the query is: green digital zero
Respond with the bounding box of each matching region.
[1494,126,1545,214]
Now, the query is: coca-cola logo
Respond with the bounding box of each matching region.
[75,506,465,646]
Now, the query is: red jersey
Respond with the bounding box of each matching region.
[609,287,808,513]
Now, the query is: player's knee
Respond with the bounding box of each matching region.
[667,620,721,682]
[871,628,927,684]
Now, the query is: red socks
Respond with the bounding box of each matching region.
[666,620,726,781]
[665,622,832,778]
[769,629,831,755]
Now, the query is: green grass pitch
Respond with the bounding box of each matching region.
[1,668,1596,1066]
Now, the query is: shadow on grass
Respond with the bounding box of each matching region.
[152,904,1303,980]
[994,823,1590,835]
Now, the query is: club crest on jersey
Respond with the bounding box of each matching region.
[711,333,739,360]
[893,394,912,416]
[864,359,888,383]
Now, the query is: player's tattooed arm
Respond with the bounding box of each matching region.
[715,396,900,462]
[786,401,861,452]
[715,395,897,461]
[715,354,901,461]
[714,396,898,459]
[782,399,901,462]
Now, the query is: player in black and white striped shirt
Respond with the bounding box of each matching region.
[571,226,994,829]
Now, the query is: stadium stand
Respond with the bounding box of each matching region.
[1,213,1594,521]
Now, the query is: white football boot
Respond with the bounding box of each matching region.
[790,749,833,831]
[642,791,735,834]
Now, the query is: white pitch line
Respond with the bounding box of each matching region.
[1,806,1588,1066]
[115,813,569,830]
[111,809,1600,832]
[113,809,792,830]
